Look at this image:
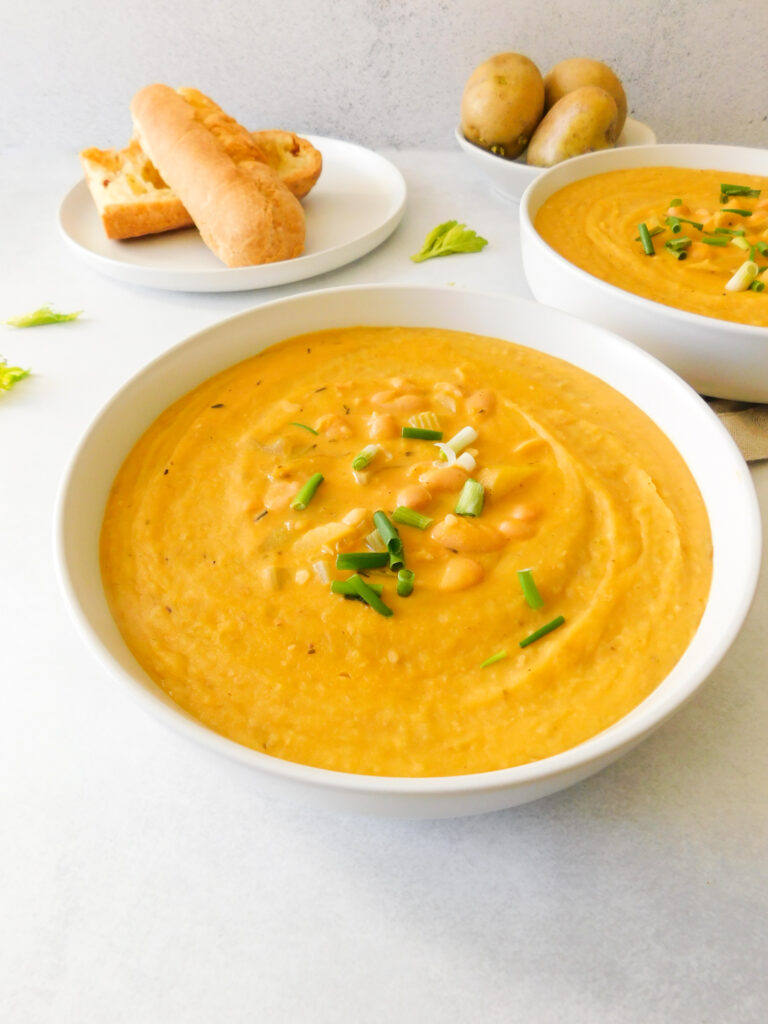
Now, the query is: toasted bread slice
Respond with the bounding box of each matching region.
[79,138,193,240]
[80,87,323,242]
[250,130,323,199]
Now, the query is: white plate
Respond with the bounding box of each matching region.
[58,136,406,292]
[455,117,657,202]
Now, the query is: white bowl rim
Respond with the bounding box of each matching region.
[53,282,762,798]
[519,142,768,338]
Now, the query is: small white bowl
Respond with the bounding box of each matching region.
[455,118,656,202]
[55,285,760,818]
[519,143,768,402]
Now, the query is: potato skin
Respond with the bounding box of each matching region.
[461,52,545,160]
[544,58,627,136]
[526,85,619,167]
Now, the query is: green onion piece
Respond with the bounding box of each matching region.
[749,280,765,292]
[454,478,484,517]
[352,444,379,471]
[633,226,664,241]
[665,216,682,234]
[480,650,508,668]
[365,529,388,553]
[396,568,415,597]
[665,237,692,251]
[402,426,443,440]
[290,472,324,510]
[720,184,761,202]
[713,227,746,236]
[756,242,768,256]
[440,425,479,460]
[731,236,751,252]
[721,208,753,216]
[392,506,433,530]
[335,551,389,570]
[519,615,566,648]
[331,578,383,597]
[638,223,655,255]
[373,509,404,569]
[701,235,730,247]
[517,568,544,609]
[676,217,704,230]
[669,198,683,207]
[348,574,393,617]
[725,260,759,292]
[289,422,318,435]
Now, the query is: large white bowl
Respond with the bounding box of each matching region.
[519,143,768,402]
[54,285,760,818]
[455,118,656,203]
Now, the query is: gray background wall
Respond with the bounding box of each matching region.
[3,0,767,150]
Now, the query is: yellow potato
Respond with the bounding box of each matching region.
[544,57,627,136]
[460,52,545,159]
[526,85,619,167]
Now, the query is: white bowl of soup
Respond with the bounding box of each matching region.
[519,143,768,402]
[55,285,760,817]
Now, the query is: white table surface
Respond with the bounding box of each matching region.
[2,148,767,1024]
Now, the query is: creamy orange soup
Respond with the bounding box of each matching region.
[100,326,712,776]
[535,167,768,326]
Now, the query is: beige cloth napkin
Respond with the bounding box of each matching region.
[707,400,768,461]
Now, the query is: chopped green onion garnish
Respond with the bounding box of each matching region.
[392,506,433,530]
[352,444,379,471]
[701,235,729,247]
[720,184,761,202]
[757,242,768,256]
[480,650,508,668]
[373,509,404,569]
[721,208,753,216]
[665,237,691,250]
[749,280,765,292]
[669,198,683,207]
[666,215,703,233]
[440,425,479,460]
[633,226,664,241]
[517,568,544,609]
[331,578,383,597]
[348,574,393,617]
[638,223,655,255]
[290,472,324,510]
[664,237,691,254]
[725,260,759,293]
[4,305,82,328]
[365,529,388,553]
[713,227,746,236]
[454,478,484,517]
[519,615,565,648]
[730,236,751,252]
[396,569,415,597]
[336,551,389,570]
[402,426,443,440]
[289,422,318,435]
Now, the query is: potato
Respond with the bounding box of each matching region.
[544,57,627,136]
[460,52,545,160]
[526,85,619,167]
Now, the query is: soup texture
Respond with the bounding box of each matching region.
[535,167,768,326]
[100,326,712,776]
